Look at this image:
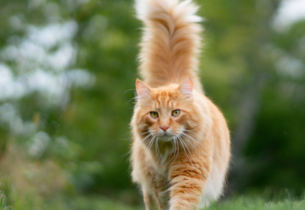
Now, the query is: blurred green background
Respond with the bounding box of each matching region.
[0,0,305,209]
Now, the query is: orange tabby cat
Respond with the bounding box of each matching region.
[130,0,231,209]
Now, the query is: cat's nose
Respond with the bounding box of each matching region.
[160,126,169,132]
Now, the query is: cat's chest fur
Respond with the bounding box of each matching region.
[147,143,174,192]
[154,140,176,164]
[148,161,171,204]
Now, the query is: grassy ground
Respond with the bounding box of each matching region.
[209,197,305,210]
[0,195,142,210]
[2,194,305,210]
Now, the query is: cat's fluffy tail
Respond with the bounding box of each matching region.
[135,0,203,91]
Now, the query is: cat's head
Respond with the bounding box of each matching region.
[133,77,201,145]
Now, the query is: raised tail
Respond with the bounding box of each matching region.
[135,0,203,91]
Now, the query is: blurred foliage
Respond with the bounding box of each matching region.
[0,0,304,208]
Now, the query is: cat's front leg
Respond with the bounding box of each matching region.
[168,161,211,210]
[142,189,151,210]
[143,186,166,210]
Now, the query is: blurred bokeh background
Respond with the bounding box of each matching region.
[0,0,304,209]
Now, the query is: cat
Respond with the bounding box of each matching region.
[130,0,231,209]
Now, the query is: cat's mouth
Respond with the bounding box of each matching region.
[158,133,174,141]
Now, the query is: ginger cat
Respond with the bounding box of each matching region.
[130,0,231,209]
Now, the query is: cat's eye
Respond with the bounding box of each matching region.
[150,112,159,118]
[172,110,181,117]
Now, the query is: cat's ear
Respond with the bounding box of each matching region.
[179,77,193,97]
[136,79,151,99]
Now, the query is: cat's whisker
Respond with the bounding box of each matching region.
[181,134,196,149]
[181,132,198,146]
[177,136,191,164]
[148,136,156,151]
[172,137,179,163]
[182,138,196,166]
[145,135,155,151]
[142,134,153,142]
[179,135,192,156]
[184,128,201,135]
[157,138,162,158]
[171,137,177,160]
[177,136,186,155]
[147,136,153,149]
[127,95,139,104]
[178,135,195,166]
[124,89,136,94]
[174,137,178,153]
[183,130,195,135]
[141,131,151,136]
[151,136,157,151]
[155,137,160,157]
[176,138,180,160]
[169,138,174,161]
[181,132,202,145]
[121,150,132,159]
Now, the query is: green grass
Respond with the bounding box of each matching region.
[11,195,143,210]
[43,196,143,210]
[41,195,305,210]
[0,195,12,210]
[209,196,305,210]
[0,197,5,210]
[3,193,305,210]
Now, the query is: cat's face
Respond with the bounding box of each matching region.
[134,78,199,144]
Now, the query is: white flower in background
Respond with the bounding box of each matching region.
[0,20,95,105]
[28,131,50,158]
[0,20,95,137]
[273,0,305,31]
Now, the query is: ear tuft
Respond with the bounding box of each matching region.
[136,79,151,99]
[179,77,193,96]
